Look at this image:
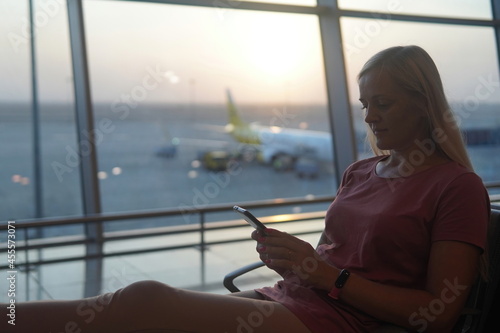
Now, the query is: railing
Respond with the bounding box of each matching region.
[486,181,500,202]
[2,181,500,268]
[0,195,335,281]
[1,182,499,297]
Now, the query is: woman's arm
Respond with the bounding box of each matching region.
[254,229,481,332]
[340,240,480,332]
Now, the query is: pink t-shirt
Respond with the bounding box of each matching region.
[256,156,490,333]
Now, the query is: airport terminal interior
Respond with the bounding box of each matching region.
[2,0,500,331]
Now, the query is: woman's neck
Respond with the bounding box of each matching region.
[376,150,449,178]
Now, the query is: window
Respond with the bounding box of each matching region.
[2,0,499,224]
[338,0,492,20]
[341,18,500,184]
[83,1,333,215]
[2,0,500,303]
[1,1,33,220]
[0,0,83,224]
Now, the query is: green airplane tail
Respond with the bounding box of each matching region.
[226,89,246,128]
[225,89,260,145]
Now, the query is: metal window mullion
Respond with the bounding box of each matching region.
[28,0,43,220]
[110,0,321,15]
[317,0,357,184]
[67,0,103,297]
[28,0,45,301]
[339,9,497,27]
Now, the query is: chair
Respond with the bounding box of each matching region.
[223,206,500,333]
[455,204,500,333]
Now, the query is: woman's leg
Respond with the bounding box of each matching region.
[1,280,311,333]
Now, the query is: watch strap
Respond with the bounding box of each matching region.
[328,269,350,300]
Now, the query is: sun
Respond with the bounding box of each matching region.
[249,40,298,78]
[246,16,306,79]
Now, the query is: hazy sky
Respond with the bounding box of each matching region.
[1,0,499,106]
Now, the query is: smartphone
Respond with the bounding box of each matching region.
[233,205,267,231]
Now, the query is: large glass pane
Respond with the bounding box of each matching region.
[34,0,83,222]
[338,0,492,20]
[0,0,33,221]
[83,1,332,220]
[341,18,500,188]
[0,0,84,302]
[1,0,83,223]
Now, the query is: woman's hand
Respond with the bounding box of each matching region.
[251,228,338,290]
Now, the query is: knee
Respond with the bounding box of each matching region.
[119,280,180,308]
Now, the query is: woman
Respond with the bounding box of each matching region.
[252,45,489,332]
[1,46,489,333]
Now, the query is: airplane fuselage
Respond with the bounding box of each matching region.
[232,123,333,164]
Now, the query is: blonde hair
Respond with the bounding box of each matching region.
[357,45,473,171]
[358,46,490,280]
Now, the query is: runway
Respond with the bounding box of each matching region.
[1,101,499,228]
[0,102,337,226]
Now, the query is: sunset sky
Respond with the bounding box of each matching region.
[1,0,499,106]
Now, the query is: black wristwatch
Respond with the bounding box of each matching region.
[328,269,350,299]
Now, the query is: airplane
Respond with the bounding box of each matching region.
[224,89,334,174]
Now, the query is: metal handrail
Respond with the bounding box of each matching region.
[0,195,333,270]
[485,181,500,189]
[0,194,335,229]
[3,181,499,230]
[2,183,499,270]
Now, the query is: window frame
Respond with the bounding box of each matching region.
[49,0,500,296]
